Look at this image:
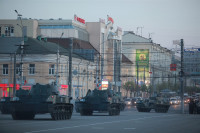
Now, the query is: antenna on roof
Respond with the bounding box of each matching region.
[136,26,144,36]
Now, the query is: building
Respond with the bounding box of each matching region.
[122,31,175,94]
[86,17,122,92]
[0,37,96,99]
[0,19,38,38]
[184,48,200,87]
[0,15,128,98]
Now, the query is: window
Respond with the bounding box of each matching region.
[49,64,55,75]
[29,64,35,75]
[0,27,1,36]
[5,26,14,36]
[3,64,8,75]
[16,64,20,75]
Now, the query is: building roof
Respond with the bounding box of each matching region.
[0,37,22,54]
[123,31,152,43]
[47,38,99,61]
[0,37,93,60]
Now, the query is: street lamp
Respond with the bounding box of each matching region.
[14,10,24,90]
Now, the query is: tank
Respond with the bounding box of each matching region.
[136,96,170,113]
[0,83,73,120]
[0,97,12,114]
[75,89,121,116]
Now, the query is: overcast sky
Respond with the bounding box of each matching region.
[0,0,199,49]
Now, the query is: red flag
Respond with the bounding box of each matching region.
[24,80,27,85]
[107,15,114,24]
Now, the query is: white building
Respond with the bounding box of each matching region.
[122,31,175,92]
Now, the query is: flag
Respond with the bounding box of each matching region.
[24,80,27,85]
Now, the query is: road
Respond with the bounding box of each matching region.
[0,105,200,133]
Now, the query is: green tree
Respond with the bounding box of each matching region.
[122,81,135,98]
[141,84,147,92]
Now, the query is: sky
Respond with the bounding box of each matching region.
[0,0,200,49]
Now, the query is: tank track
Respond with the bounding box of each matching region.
[50,103,73,120]
[108,103,120,116]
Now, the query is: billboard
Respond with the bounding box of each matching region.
[136,49,149,84]
[101,79,109,90]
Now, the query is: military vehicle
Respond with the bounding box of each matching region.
[75,89,121,116]
[0,97,12,114]
[0,83,73,120]
[136,96,170,113]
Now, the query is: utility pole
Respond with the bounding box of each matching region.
[143,67,145,84]
[77,60,82,97]
[95,54,99,89]
[87,62,90,92]
[15,10,24,90]
[56,33,64,88]
[180,39,184,114]
[56,48,60,87]
[101,35,105,82]
[13,53,16,97]
[136,62,139,96]
[68,38,73,97]
[152,65,155,96]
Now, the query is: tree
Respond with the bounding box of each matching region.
[141,84,147,92]
[122,81,135,98]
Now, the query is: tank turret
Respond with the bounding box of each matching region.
[75,89,121,116]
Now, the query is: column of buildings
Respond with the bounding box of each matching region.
[1,15,189,99]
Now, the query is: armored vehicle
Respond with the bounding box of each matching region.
[136,96,170,113]
[1,83,73,120]
[75,89,121,116]
[0,97,12,114]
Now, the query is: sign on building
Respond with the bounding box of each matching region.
[136,49,149,83]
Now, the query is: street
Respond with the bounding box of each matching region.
[1,105,200,133]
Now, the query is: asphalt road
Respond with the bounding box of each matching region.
[1,105,200,133]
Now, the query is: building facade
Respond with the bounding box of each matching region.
[0,37,96,99]
[184,48,200,87]
[122,31,175,94]
[86,17,122,92]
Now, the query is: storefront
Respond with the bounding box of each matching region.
[0,84,31,98]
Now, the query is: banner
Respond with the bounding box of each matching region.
[136,49,149,84]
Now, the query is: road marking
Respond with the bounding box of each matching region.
[0,121,51,127]
[124,128,136,130]
[92,127,104,129]
[25,114,176,133]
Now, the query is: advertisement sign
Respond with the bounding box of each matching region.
[74,14,85,24]
[101,79,109,90]
[170,64,177,71]
[184,48,200,53]
[136,49,149,83]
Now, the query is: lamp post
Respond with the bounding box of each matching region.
[56,32,64,88]
[15,10,24,90]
